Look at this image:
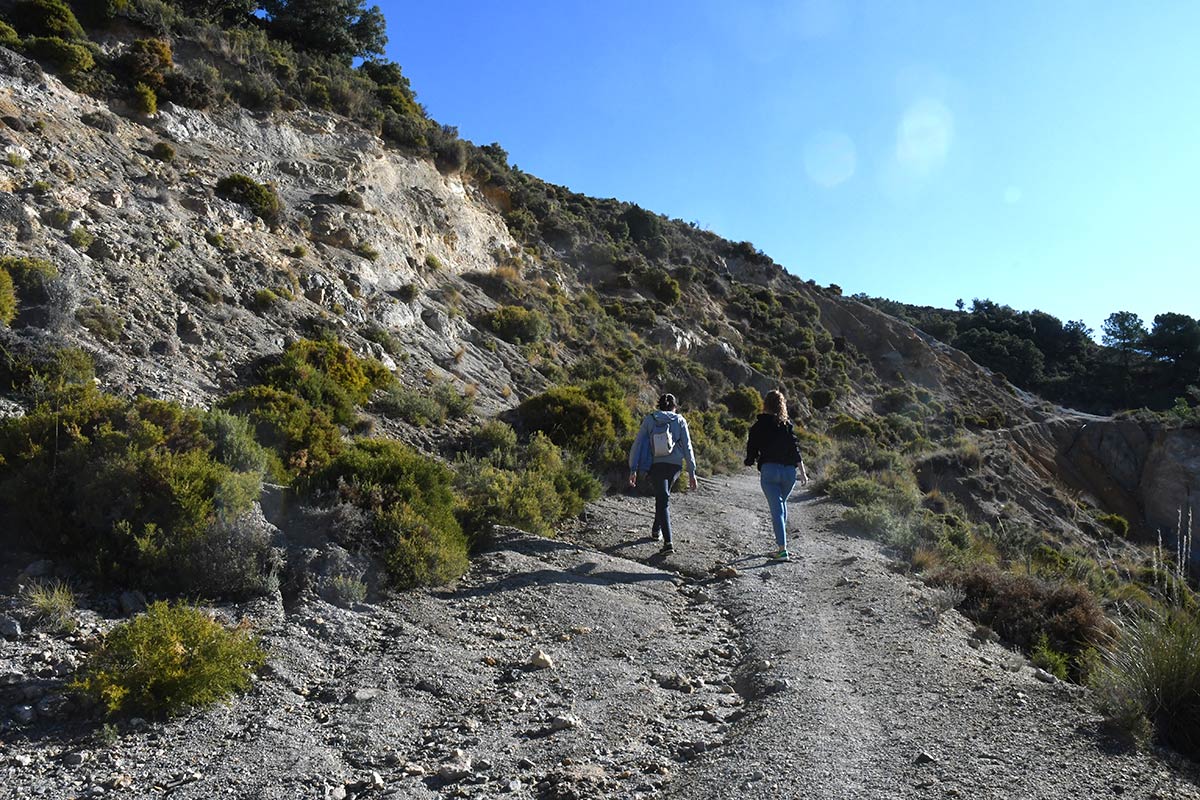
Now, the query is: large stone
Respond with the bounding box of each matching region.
[529,649,554,670]
[0,617,21,638]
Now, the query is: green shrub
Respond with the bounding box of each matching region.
[72,601,266,717]
[1091,609,1200,755]
[516,385,614,457]
[830,415,874,439]
[22,579,76,633]
[13,0,85,40]
[306,439,467,588]
[150,141,176,161]
[457,432,601,538]
[252,288,278,311]
[1097,512,1130,540]
[119,38,172,89]
[723,386,763,419]
[465,419,519,466]
[215,174,282,226]
[220,385,341,480]
[811,387,834,409]
[321,573,366,607]
[1032,632,1070,680]
[0,388,263,587]
[24,36,94,75]
[842,500,913,552]
[376,384,444,426]
[826,476,887,507]
[68,225,94,250]
[0,269,15,325]
[263,337,393,425]
[75,301,123,340]
[0,21,19,47]
[482,304,549,344]
[164,68,220,110]
[201,409,269,474]
[355,242,380,261]
[132,82,157,115]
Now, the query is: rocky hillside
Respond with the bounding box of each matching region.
[3,23,1199,603]
[3,6,1200,783]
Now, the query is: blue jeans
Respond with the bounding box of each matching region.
[760,463,797,549]
[648,462,682,544]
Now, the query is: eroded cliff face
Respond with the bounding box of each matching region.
[1000,414,1200,546]
[0,46,536,414]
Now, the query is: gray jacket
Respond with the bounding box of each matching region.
[630,410,697,478]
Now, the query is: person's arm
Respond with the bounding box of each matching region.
[792,429,809,483]
[679,417,698,488]
[744,422,760,467]
[629,416,650,486]
[628,431,643,486]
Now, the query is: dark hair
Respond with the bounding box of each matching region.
[764,389,788,424]
[657,393,677,411]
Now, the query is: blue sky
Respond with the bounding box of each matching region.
[383,1,1200,335]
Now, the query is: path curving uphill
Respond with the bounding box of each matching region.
[577,471,1200,800]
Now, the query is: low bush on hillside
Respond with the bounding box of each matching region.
[481,304,549,344]
[932,563,1109,679]
[516,385,615,458]
[24,36,95,78]
[260,337,393,425]
[13,0,85,40]
[0,387,265,589]
[1091,609,1200,755]
[215,174,282,226]
[0,269,15,325]
[21,579,77,633]
[722,386,763,419]
[457,430,601,538]
[72,601,266,717]
[304,438,468,587]
[375,380,474,427]
[118,38,172,89]
[221,385,341,480]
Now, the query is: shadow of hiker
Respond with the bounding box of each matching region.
[451,565,675,600]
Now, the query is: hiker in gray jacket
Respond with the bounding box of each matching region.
[628,393,698,554]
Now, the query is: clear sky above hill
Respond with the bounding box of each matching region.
[385,1,1199,335]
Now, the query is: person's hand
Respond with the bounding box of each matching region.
[628,472,638,488]
[799,468,810,485]
[689,474,698,491]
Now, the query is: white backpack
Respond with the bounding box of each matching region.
[651,416,675,457]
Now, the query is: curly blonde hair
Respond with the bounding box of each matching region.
[764,389,788,424]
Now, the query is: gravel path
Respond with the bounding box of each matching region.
[576,471,1200,800]
[3,471,1200,799]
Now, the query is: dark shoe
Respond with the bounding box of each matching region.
[660,542,674,554]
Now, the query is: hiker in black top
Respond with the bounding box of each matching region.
[744,389,808,560]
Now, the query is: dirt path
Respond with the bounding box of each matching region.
[575,471,1200,800]
[5,471,1200,799]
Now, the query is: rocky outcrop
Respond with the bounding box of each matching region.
[1004,415,1200,543]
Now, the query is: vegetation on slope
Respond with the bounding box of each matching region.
[855,295,1200,418]
[1,0,1198,746]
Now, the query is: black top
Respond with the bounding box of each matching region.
[744,413,803,470]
